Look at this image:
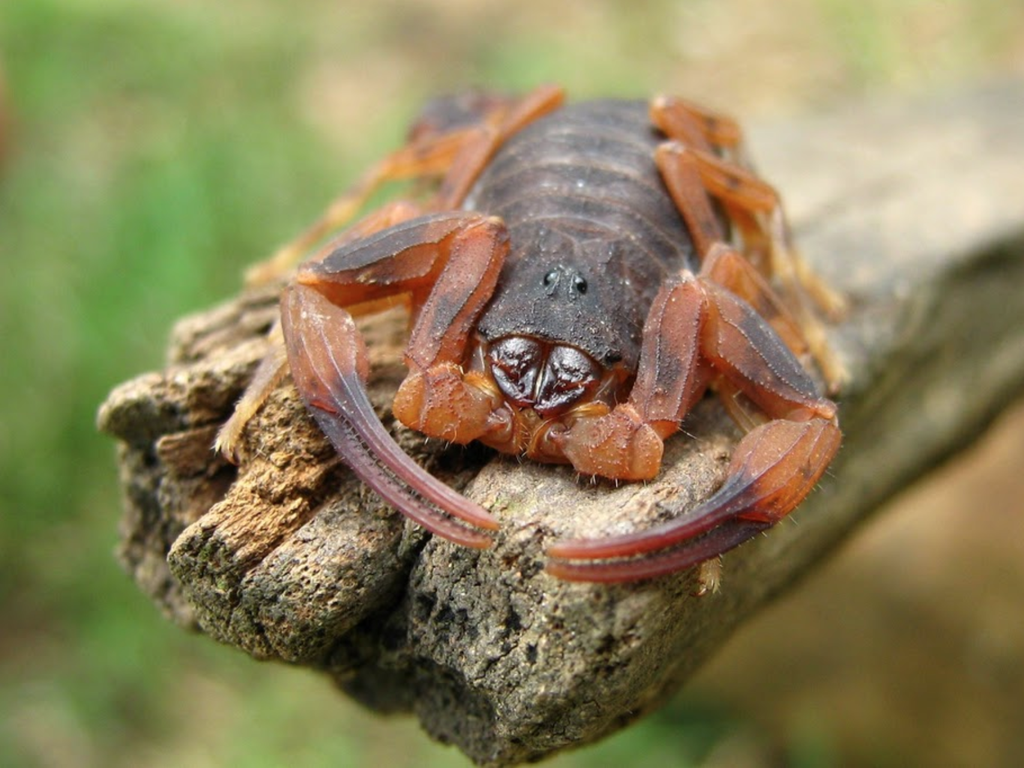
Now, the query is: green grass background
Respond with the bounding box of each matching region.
[1,1,1021,766]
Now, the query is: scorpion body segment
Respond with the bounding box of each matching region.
[470,100,694,372]
[225,86,843,582]
[462,100,701,461]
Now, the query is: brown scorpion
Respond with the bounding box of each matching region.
[218,85,844,583]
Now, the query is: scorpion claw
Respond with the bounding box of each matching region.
[281,284,499,548]
[545,416,840,581]
[545,519,769,583]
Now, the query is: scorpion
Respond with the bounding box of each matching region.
[218,85,844,583]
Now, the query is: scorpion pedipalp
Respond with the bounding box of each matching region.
[281,283,499,547]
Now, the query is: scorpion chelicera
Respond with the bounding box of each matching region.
[219,85,844,583]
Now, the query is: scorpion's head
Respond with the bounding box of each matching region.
[393,221,644,465]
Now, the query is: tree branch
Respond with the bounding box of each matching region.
[98,81,1024,766]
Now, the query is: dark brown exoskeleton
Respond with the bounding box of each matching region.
[219,86,844,582]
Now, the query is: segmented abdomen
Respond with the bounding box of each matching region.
[471,100,694,270]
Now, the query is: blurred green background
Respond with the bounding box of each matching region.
[2,1,1022,766]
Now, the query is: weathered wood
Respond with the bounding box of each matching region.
[98,81,1024,766]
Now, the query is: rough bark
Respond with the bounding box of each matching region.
[97,81,1024,766]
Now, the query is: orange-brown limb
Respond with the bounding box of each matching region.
[652,96,848,390]
[215,201,427,460]
[546,416,840,581]
[547,253,840,580]
[245,86,563,287]
[281,212,513,546]
[281,284,497,547]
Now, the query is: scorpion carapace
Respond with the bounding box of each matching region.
[220,85,844,583]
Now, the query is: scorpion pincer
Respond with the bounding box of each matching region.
[220,85,844,583]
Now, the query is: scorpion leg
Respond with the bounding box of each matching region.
[654,137,847,392]
[216,201,424,460]
[244,130,474,287]
[639,137,812,364]
[430,84,564,209]
[282,212,511,546]
[548,265,840,582]
[652,95,826,283]
[246,85,563,286]
[702,242,812,371]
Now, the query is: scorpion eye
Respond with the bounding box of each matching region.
[542,267,588,299]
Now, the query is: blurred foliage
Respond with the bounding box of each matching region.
[0,0,1021,766]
